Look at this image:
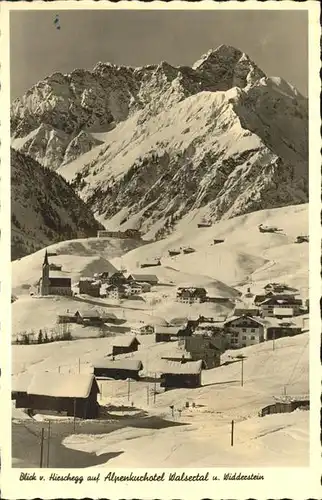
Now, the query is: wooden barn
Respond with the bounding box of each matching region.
[93,359,143,380]
[155,326,179,343]
[112,335,140,356]
[13,372,100,419]
[160,360,203,390]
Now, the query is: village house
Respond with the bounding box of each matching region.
[13,372,100,419]
[140,259,161,268]
[160,360,203,390]
[57,312,78,324]
[224,315,265,348]
[79,278,101,297]
[105,284,127,300]
[233,306,260,317]
[112,335,140,356]
[176,287,207,304]
[93,359,143,381]
[259,297,302,317]
[131,323,155,335]
[75,310,104,326]
[38,251,72,296]
[184,335,222,368]
[155,326,179,343]
[128,274,159,286]
[264,318,302,340]
[108,272,128,286]
[125,281,151,295]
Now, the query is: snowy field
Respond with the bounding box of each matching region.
[12,332,309,467]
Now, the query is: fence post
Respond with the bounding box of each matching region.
[39,428,45,468]
[231,420,234,447]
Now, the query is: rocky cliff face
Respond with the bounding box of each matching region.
[11,148,103,259]
[11,45,308,239]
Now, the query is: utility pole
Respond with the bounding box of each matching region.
[231,420,234,447]
[127,378,131,401]
[153,373,157,404]
[241,357,244,387]
[73,398,76,432]
[39,428,45,468]
[46,420,51,468]
[78,358,81,374]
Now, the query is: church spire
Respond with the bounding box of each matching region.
[43,250,49,266]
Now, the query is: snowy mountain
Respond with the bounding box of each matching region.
[11,45,308,238]
[11,149,103,260]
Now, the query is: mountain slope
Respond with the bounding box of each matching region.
[11,45,308,237]
[11,149,103,260]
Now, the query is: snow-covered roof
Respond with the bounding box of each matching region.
[12,373,33,393]
[155,326,179,335]
[159,360,203,375]
[273,307,294,316]
[225,315,265,327]
[130,274,158,282]
[93,359,143,371]
[26,372,98,398]
[77,309,100,318]
[112,335,139,347]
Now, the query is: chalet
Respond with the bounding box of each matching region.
[184,335,222,368]
[295,235,309,243]
[224,315,265,348]
[75,310,103,325]
[125,281,151,295]
[254,291,298,306]
[264,283,287,293]
[176,287,207,304]
[13,372,100,419]
[160,360,203,390]
[112,335,140,356]
[49,263,62,271]
[264,318,302,340]
[168,249,181,257]
[259,297,302,317]
[108,272,127,286]
[93,359,143,381]
[131,323,154,335]
[197,221,212,228]
[194,321,225,336]
[79,278,101,297]
[123,229,142,239]
[100,312,119,324]
[106,284,127,300]
[140,259,161,268]
[128,274,159,286]
[182,247,195,255]
[57,312,78,324]
[155,326,179,343]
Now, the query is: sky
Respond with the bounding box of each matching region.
[10,9,308,100]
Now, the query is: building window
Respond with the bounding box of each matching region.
[251,329,255,332]
[251,336,255,340]
[242,336,246,340]
[242,328,246,332]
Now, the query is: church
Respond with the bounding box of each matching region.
[38,251,72,296]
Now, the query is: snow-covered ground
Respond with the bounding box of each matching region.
[12,332,309,467]
[11,202,309,466]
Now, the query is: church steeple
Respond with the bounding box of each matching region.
[41,250,50,295]
[43,250,49,266]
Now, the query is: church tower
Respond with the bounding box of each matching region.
[41,250,50,296]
